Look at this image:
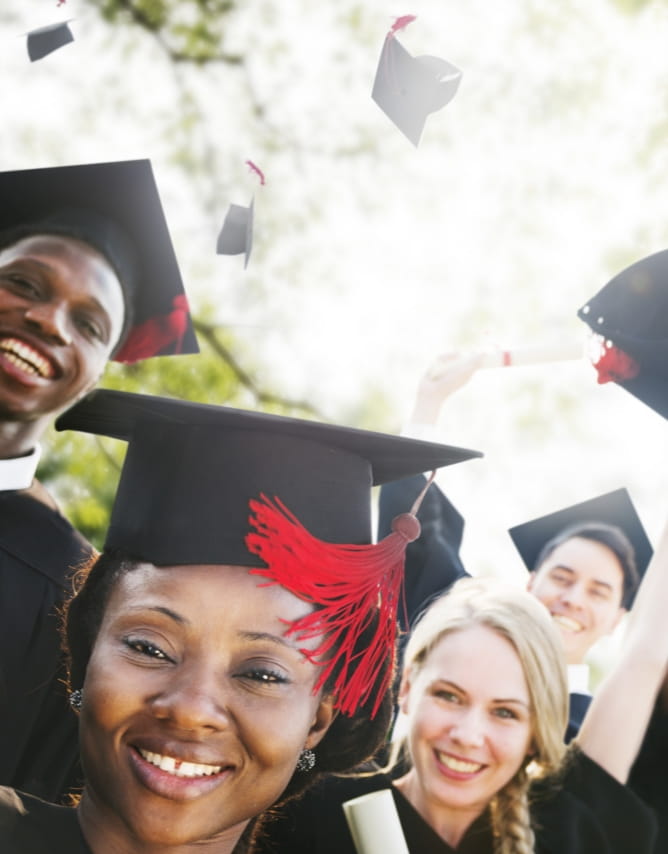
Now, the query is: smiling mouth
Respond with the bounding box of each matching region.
[137,748,224,778]
[436,752,484,774]
[0,337,55,378]
[551,614,584,633]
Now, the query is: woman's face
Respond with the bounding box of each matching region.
[77,563,335,852]
[398,624,533,829]
[0,234,125,425]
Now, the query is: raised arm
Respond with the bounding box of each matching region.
[576,515,668,782]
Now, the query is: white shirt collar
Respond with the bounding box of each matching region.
[567,662,591,695]
[0,445,41,491]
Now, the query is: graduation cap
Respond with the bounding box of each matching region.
[372,35,462,146]
[577,249,668,419]
[26,21,74,62]
[216,198,254,268]
[0,160,198,363]
[508,488,653,608]
[56,388,482,715]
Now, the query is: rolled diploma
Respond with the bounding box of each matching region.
[478,340,583,369]
[343,789,410,854]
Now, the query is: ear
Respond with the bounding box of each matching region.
[397,668,413,716]
[304,694,337,749]
[526,571,536,593]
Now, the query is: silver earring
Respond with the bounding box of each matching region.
[296,748,316,772]
[69,688,83,710]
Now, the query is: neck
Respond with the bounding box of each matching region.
[394,768,486,848]
[77,793,247,854]
[0,417,48,459]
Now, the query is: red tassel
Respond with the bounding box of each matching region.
[114,294,190,364]
[245,487,428,718]
[592,341,640,385]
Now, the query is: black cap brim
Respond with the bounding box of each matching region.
[56,389,482,566]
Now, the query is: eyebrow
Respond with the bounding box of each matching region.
[239,630,297,650]
[122,604,189,625]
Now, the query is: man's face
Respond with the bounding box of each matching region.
[527,536,626,665]
[0,235,125,428]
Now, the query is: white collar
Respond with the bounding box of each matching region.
[0,445,41,491]
[568,662,591,695]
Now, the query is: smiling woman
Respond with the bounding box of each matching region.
[255,564,668,853]
[0,388,480,853]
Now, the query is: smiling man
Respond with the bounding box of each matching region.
[0,160,197,802]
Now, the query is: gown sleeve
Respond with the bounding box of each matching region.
[0,492,92,802]
[533,749,658,853]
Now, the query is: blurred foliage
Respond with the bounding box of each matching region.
[88,0,243,63]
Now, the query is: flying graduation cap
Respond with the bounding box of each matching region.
[216,198,254,268]
[56,388,482,716]
[372,29,462,146]
[0,159,198,362]
[508,488,653,608]
[577,249,668,420]
[26,21,74,62]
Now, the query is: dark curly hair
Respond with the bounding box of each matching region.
[62,548,395,807]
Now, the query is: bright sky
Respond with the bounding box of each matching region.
[3,1,668,673]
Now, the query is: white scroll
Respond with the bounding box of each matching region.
[478,340,584,369]
[343,789,410,854]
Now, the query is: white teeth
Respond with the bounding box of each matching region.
[138,749,222,778]
[437,752,483,774]
[552,615,584,633]
[0,338,53,378]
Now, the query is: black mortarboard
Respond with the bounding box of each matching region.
[216,199,254,268]
[0,160,198,363]
[57,389,482,716]
[508,488,652,607]
[372,35,462,146]
[577,250,668,419]
[56,388,481,566]
[26,21,74,62]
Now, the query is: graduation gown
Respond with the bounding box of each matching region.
[628,702,668,853]
[0,787,90,853]
[0,489,92,802]
[254,751,657,854]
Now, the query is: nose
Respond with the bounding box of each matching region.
[559,581,587,611]
[449,707,485,748]
[149,664,231,733]
[24,300,72,345]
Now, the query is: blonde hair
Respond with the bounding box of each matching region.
[393,577,568,854]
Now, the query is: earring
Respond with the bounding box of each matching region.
[296,748,316,772]
[69,688,83,711]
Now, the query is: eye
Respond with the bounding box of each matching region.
[493,706,519,720]
[123,636,173,662]
[434,688,460,703]
[4,274,41,298]
[237,667,289,685]
[74,312,105,342]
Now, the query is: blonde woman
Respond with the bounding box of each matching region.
[255,516,668,853]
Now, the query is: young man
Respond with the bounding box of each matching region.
[0,160,198,801]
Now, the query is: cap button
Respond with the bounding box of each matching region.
[391,513,421,542]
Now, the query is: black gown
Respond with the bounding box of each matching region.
[0,787,90,853]
[0,488,92,802]
[253,750,657,854]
